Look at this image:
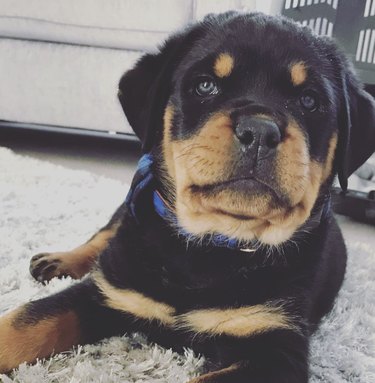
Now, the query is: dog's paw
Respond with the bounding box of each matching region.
[30,252,75,282]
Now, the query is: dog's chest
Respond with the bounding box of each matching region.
[142,247,287,308]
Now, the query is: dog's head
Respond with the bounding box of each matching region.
[119,12,375,246]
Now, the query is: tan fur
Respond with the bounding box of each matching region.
[162,111,319,245]
[264,132,337,245]
[63,223,121,276]
[93,272,176,325]
[162,105,177,184]
[189,119,325,246]
[257,122,324,244]
[173,112,234,187]
[162,104,333,245]
[178,305,296,338]
[31,222,120,280]
[188,363,242,383]
[322,133,338,181]
[214,53,234,78]
[0,307,80,373]
[290,61,307,86]
[276,122,310,206]
[165,111,271,242]
[94,271,296,338]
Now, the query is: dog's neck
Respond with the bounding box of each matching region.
[126,154,331,251]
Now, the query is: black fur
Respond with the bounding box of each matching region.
[5,12,375,382]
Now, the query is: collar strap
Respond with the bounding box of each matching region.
[126,154,249,250]
[125,153,154,221]
[152,190,245,249]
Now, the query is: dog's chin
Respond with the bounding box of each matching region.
[177,182,269,237]
[189,177,284,208]
[175,178,308,246]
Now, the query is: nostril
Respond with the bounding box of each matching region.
[266,131,281,149]
[236,128,254,145]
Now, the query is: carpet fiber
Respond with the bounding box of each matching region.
[0,147,374,382]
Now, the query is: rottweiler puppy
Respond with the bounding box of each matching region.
[1,12,375,382]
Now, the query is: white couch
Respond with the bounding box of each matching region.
[0,0,283,137]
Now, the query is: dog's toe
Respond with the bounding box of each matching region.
[30,253,64,283]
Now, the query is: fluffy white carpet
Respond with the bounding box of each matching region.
[0,147,374,382]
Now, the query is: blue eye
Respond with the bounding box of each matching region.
[300,91,319,111]
[195,77,219,97]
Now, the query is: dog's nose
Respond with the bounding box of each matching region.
[234,116,281,157]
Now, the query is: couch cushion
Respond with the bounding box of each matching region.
[0,38,142,133]
[194,0,251,20]
[0,0,194,52]
[193,0,282,20]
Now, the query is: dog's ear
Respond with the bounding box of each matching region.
[336,69,375,191]
[118,27,202,153]
[118,50,171,152]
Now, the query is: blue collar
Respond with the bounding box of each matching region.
[126,154,244,249]
[152,190,241,249]
[126,154,331,250]
[125,153,154,220]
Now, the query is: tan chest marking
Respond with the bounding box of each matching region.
[214,53,234,78]
[95,274,296,337]
[94,272,176,325]
[178,305,296,337]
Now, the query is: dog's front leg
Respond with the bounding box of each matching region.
[189,330,309,383]
[0,277,134,373]
[29,203,127,282]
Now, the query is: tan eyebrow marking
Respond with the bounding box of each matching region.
[214,53,234,78]
[290,61,307,86]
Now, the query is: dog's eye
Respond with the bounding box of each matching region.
[195,77,219,97]
[300,91,319,112]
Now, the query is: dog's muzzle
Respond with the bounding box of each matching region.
[234,115,281,161]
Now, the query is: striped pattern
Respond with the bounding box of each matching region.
[364,0,375,17]
[356,29,375,63]
[285,0,339,11]
[284,0,338,36]
[300,17,334,36]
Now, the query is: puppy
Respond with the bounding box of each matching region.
[1,12,375,382]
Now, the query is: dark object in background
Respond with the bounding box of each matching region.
[284,0,375,84]
[332,187,375,224]
[283,0,375,224]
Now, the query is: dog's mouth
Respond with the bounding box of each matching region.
[209,207,256,221]
[184,177,288,221]
[190,177,283,202]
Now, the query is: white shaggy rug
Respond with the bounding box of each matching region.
[0,147,374,383]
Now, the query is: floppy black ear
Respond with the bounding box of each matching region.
[118,51,171,152]
[337,70,375,191]
[118,26,203,153]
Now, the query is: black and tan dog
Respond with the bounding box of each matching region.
[1,12,375,382]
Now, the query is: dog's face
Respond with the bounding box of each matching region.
[119,12,375,245]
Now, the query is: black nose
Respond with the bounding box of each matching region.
[235,116,281,158]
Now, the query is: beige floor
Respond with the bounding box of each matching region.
[2,129,374,246]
